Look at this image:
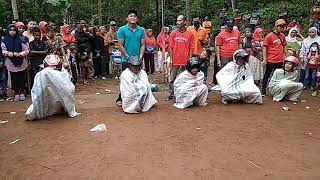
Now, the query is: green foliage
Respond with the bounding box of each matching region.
[0,0,314,35]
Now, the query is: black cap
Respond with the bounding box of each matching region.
[128,10,138,16]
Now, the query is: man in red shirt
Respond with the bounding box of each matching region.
[166,15,194,101]
[261,19,289,96]
[216,20,242,68]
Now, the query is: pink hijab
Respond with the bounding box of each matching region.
[253,28,264,42]
[60,24,76,43]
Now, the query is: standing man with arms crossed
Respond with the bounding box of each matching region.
[261,19,288,96]
[116,10,145,106]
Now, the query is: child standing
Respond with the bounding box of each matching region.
[312,56,320,97]
[78,45,90,84]
[304,42,319,90]
[199,49,212,84]
[0,45,8,99]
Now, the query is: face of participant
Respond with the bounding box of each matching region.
[34,32,41,41]
[290,30,297,37]
[17,26,25,35]
[130,64,141,74]
[9,27,16,37]
[200,51,208,59]
[80,20,86,29]
[220,26,226,32]
[191,68,198,76]
[245,31,251,37]
[236,57,247,66]
[127,13,138,24]
[284,61,294,72]
[27,21,35,31]
[226,25,233,33]
[66,26,71,34]
[276,25,285,33]
[100,26,106,34]
[176,15,186,29]
[163,28,168,34]
[47,31,55,39]
[309,29,316,38]
[111,25,117,31]
[193,18,200,28]
[147,30,153,37]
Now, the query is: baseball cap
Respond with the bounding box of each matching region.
[109,21,116,26]
[275,19,286,26]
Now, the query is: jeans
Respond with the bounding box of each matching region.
[304,68,317,88]
[299,69,306,84]
[261,62,283,94]
[199,60,208,81]
[0,67,8,96]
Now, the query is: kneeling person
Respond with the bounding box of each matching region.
[217,49,263,104]
[25,55,79,120]
[268,56,303,102]
[120,56,157,113]
[173,57,208,109]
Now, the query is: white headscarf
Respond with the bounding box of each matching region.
[304,27,320,46]
[300,27,320,67]
[286,27,298,43]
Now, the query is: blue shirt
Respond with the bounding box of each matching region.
[117,24,145,62]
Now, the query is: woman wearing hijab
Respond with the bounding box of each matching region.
[39,21,48,41]
[300,27,320,84]
[144,29,156,74]
[15,22,29,44]
[1,24,29,101]
[60,24,76,43]
[156,26,170,73]
[249,27,265,86]
[286,27,302,57]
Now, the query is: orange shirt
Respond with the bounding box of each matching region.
[263,32,287,63]
[187,26,208,55]
[216,30,242,58]
[169,29,194,66]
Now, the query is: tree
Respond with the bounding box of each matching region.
[11,0,19,20]
[186,0,192,25]
[98,0,102,25]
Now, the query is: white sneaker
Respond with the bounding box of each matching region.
[19,94,25,101]
[101,76,107,80]
[14,95,20,102]
[221,99,228,104]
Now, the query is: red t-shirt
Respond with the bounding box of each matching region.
[263,32,287,63]
[216,30,242,58]
[169,29,194,66]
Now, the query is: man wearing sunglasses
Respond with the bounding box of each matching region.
[261,19,289,96]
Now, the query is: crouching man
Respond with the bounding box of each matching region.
[25,55,79,120]
[217,49,263,104]
[268,56,303,102]
[120,56,157,113]
[173,57,208,109]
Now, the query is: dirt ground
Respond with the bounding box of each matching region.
[1,72,320,180]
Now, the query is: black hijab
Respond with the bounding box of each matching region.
[2,24,23,67]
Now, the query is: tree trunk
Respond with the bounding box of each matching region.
[11,0,19,20]
[186,0,192,25]
[231,0,235,15]
[98,0,102,25]
[156,0,160,33]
